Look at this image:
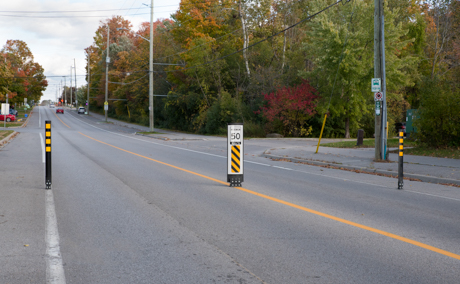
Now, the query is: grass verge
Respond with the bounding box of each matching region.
[0,130,14,140]
[321,138,459,159]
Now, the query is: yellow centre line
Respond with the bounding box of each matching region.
[54,112,71,128]
[79,131,460,261]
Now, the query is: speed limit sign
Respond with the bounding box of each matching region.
[374,92,383,101]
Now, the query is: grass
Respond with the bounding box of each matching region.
[0,130,14,139]
[321,138,459,159]
[137,131,164,135]
[321,138,417,148]
[391,146,460,159]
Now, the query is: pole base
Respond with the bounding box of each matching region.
[397,181,403,190]
[45,181,52,190]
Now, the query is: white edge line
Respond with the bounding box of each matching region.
[40,133,45,164]
[46,190,66,284]
[68,113,460,203]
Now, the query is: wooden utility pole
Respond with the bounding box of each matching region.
[374,0,383,160]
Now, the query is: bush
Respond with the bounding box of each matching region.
[414,77,460,147]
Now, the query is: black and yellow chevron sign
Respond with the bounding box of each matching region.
[231,145,241,173]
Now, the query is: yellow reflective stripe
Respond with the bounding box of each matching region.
[46,124,51,129]
[45,132,51,137]
[399,145,403,150]
[46,139,51,144]
[399,152,403,156]
[46,147,51,152]
[399,139,404,143]
[399,132,404,137]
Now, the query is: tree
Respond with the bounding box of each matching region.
[257,80,318,137]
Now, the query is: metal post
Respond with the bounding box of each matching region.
[45,121,52,189]
[398,130,404,189]
[105,24,110,122]
[316,113,328,154]
[149,0,154,132]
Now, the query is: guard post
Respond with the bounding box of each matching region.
[227,123,243,187]
[398,130,403,190]
[45,120,52,189]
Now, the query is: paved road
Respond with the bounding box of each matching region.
[1,106,460,283]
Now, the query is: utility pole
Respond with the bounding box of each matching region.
[64,77,67,106]
[87,53,90,115]
[149,0,154,132]
[105,24,110,122]
[374,0,387,160]
[70,66,73,109]
[74,58,77,107]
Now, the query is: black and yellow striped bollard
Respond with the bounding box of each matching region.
[45,120,52,189]
[398,130,403,190]
[227,123,244,187]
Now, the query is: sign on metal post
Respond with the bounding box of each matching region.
[227,123,244,187]
[371,78,381,92]
[104,101,108,111]
[45,121,52,189]
[374,92,383,101]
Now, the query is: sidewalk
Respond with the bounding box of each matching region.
[262,143,460,186]
[84,111,460,186]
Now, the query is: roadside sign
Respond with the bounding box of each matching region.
[104,105,108,111]
[375,101,381,116]
[374,92,383,101]
[104,101,108,105]
[227,123,244,187]
[372,78,381,92]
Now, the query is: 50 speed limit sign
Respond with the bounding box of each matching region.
[227,123,244,187]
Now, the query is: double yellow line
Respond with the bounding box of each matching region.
[76,131,460,262]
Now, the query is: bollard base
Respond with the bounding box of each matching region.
[45,181,52,190]
[397,180,403,190]
[228,175,243,187]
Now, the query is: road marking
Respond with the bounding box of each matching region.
[46,189,66,284]
[53,111,70,128]
[79,131,460,262]
[40,133,45,163]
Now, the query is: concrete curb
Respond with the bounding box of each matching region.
[262,153,460,187]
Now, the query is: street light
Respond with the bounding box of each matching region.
[105,24,110,122]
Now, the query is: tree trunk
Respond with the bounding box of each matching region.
[345,116,350,138]
[239,0,250,78]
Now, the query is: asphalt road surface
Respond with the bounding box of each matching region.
[1,106,460,284]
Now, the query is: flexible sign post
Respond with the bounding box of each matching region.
[398,130,404,190]
[45,120,52,189]
[227,123,243,187]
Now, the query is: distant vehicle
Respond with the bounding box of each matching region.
[77,107,85,114]
[9,109,18,116]
[0,114,16,122]
[56,108,64,114]
[49,104,55,108]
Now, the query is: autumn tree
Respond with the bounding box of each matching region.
[257,81,318,137]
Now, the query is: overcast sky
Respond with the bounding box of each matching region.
[0,0,181,102]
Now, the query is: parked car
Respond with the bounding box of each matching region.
[77,107,86,114]
[56,108,64,114]
[0,114,16,122]
[9,109,18,116]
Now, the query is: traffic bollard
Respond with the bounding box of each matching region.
[398,130,403,190]
[45,120,52,189]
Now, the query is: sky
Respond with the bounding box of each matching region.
[0,0,181,102]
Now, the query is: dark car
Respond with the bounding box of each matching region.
[77,107,86,114]
[0,114,16,122]
[395,122,406,135]
[56,108,64,114]
[9,109,18,116]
